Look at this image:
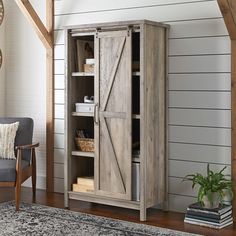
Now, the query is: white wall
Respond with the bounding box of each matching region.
[0,0,5,116]
[4,0,46,189]
[53,0,231,213]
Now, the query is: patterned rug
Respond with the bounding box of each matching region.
[0,201,200,236]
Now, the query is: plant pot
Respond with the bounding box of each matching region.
[202,192,220,209]
[222,189,233,205]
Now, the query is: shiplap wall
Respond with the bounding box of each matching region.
[4,0,46,188]
[0,0,5,116]
[53,0,231,213]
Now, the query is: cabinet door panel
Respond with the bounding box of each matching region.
[95,30,132,200]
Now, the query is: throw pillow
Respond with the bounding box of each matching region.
[0,122,19,159]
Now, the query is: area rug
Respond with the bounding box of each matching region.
[0,201,200,236]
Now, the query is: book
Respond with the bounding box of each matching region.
[77,177,94,186]
[187,202,232,216]
[72,184,94,193]
[186,209,232,220]
[184,217,233,229]
[185,213,232,224]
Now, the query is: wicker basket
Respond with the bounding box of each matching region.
[75,138,94,152]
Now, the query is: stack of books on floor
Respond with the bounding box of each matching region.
[73,176,94,193]
[184,202,233,229]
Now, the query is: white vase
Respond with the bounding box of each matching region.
[202,192,220,209]
[222,189,233,205]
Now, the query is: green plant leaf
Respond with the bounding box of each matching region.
[182,163,233,204]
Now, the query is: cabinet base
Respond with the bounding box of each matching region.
[68,191,140,210]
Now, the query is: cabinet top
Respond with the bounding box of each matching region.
[64,19,170,31]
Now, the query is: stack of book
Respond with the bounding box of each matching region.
[73,176,94,193]
[184,202,233,229]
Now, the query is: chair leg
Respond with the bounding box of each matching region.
[15,149,22,211]
[15,178,21,211]
[32,149,36,202]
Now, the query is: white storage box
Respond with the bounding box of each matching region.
[86,58,95,65]
[75,103,94,113]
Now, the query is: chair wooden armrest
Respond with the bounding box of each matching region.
[16,143,39,150]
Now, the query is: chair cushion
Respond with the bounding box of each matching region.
[0,122,19,159]
[0,159,29,182]
[0,118,33,162]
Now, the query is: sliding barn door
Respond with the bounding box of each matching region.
[95,29,132,200]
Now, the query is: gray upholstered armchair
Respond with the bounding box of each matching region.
[0,117,39,210]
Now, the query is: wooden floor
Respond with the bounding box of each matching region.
[0,187,235,235]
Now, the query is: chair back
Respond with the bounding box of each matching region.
[0,117,33,162]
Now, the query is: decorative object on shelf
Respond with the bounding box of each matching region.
[84,95,94,104]
[0,0,4,26]
[75,138,94,152]
[84,64,94,73]
[75,102,94,113]
[84,58,95,73]
[183,164,233,209]
[75,129,94,152]
[76,40,94,72]
[0,49,2,69]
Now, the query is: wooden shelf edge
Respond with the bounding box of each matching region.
[72,151,95,157]
[72,72,139,76]
[68,191,140,210]
[72,112,94,117]
[72,72,94,77]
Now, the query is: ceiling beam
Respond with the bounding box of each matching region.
[15,0,53,50]
[218,0,236,221]
[218,0,236,39]
[15,0,54,192]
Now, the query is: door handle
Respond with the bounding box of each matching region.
[94,103,99,125]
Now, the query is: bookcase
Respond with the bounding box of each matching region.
[64,20,169,221]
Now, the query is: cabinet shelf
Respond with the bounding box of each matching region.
[68,191,140,209]
[72,72,94,77]
[72,151,95,157]
[72,112,94,117]
[72,151,138,160]
[73,113,139,119]
[72,72,139,77]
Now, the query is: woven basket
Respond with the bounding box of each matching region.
[75,138,94,152]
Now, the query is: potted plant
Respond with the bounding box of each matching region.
[183,164,233,208]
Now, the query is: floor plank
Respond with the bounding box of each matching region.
[0,187,235,236]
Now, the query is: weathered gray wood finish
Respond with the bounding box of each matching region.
[95,30,132,200]
[141,24,167,211]
[65,20,169,221]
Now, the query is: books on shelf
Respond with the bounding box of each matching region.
[184,202,233,229]
[73,176,94,193]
